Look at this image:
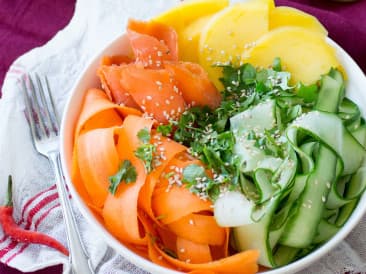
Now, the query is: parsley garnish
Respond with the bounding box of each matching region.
[108,160,137,194]
[137,127,151,143]
[272,57,282,72]
[157,124,173,136]
[135,128,156,173]
[182,164,221,200]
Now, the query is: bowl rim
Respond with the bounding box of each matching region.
[60,33,366,274]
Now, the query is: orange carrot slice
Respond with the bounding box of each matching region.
[75,88,140,138]
[138,132,187,221]
[176,237,212,264]
[119,64,186,124]
[167,213,226,246]
[151,156,211,224]
[71,143,93,205]
[77,127,120,208]
[155,244,259,274]
[152,182,212,225]
[165,62,221,109]
[128,19,178,62]
[102,115,154,244]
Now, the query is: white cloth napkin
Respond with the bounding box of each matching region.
[0,0,365,273]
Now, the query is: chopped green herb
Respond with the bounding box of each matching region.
[108,160,137,194]
[157,124,173,136]
[272,57,282,71]
[135,143,156,173]
[137,127,151,143]
[182,164,206,184]
[240,63,256,85]
[182,164,223,201]
[135,128,156,173]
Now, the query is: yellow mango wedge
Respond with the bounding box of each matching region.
[199,0,270,90]
[180,15,213,63]
[153,0,229,61]
[243,27,342,85]
[153,0,229,31]
[259,0,275,10]
[270,6,327,35]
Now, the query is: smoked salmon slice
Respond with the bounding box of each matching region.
[165,62,221,109]
[128,19,178,62]
[98,65,139,107]
[119,64,186,124]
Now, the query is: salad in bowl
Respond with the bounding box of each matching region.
[60,0,366,273]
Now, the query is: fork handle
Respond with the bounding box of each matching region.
[48,152,95,274]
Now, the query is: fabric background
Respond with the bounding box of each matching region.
[0,0,365,274]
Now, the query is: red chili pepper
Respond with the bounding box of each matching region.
[0,176,69,256]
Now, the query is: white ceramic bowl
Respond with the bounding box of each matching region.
[60,33,366,274]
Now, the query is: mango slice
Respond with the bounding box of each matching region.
[153,0,229,61]
[270,6,327,35]
[199,0,270,90]
[243,27,342,85]
[180,15,212,63]
[259,0,275,10]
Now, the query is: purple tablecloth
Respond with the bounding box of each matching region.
[0,0,365,273]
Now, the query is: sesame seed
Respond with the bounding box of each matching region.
[165,99,170,105]
[157,51,163,57]
[146,95,152,100]
[179,248,185,253]
[189,219,194,225]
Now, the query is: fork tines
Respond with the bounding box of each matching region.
[22,74,60,141]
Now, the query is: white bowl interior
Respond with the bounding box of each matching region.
[60,34,366,274]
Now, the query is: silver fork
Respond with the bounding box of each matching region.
[22,74,95,274]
